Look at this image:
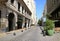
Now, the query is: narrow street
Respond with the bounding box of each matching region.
[9,26,60,41]
[0,26,60,41]
[0,0,60,41]
[10,26,41,41]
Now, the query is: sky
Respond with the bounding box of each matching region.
[35,0,46,20]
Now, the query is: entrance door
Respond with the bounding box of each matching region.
[8,13,15,31]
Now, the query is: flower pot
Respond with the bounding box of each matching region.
[47,30,54,36]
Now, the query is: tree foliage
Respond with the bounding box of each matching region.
[46,14,52,19]
[44,19,55,30]
[38,19,42,26]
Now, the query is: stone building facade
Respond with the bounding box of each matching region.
[47,0,60,31]
[23,0,37,25]
[0,0,32,32]
[47,0,60,19]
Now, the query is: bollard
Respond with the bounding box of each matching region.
[13,32,16,36]
[21,30,23,32]
[43,31,46,36]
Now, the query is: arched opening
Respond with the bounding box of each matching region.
[8,13,15,31]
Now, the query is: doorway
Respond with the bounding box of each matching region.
[8,13,15,31]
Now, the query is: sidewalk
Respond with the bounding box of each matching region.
[40,32,60,41]
[0,26,60,41]
[0,27,34,41]
[0,28,29,38]
[39,26,60,41]
[0,33,6,38]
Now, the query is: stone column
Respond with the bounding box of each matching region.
[22,17,25,29]
[13,12,18,30]
[26,19,29,29]
[29,20,31,29]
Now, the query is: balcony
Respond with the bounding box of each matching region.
[5,3,31,19]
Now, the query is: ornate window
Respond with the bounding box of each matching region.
[18,2,20,11]
[22,7,24,14]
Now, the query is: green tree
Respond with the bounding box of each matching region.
[38,19,42,26]
[46,14,52,19]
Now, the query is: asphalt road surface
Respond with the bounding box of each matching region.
[10,26,42,41]
[1,26,60,41]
